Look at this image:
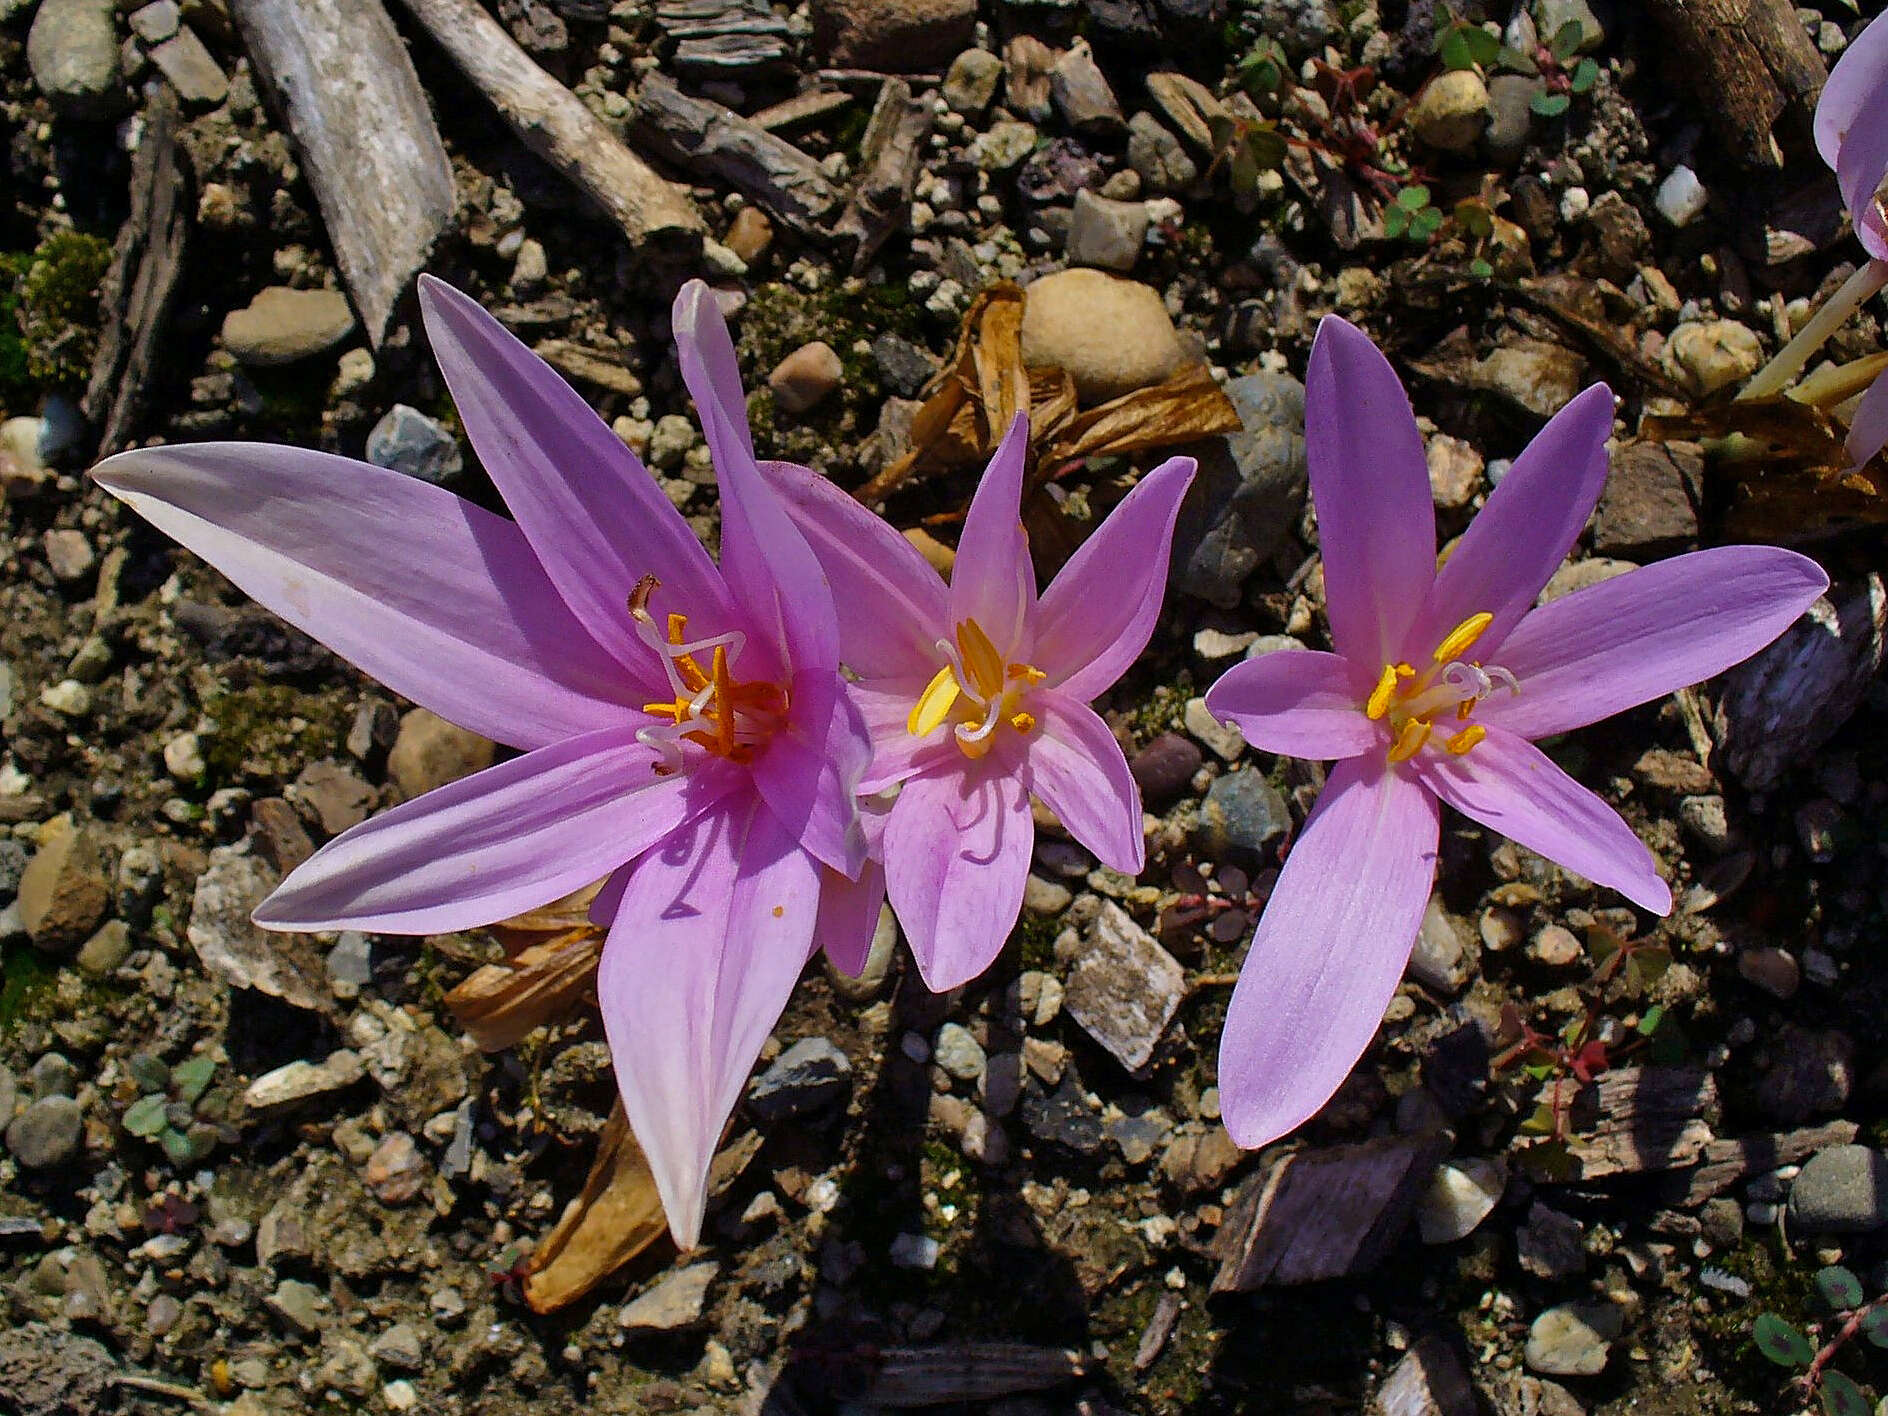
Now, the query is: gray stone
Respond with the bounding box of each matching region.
[1172,371,1307,607]
[1194,769,1290,862]
[1524,1301,1619,1377]
[1409,70,1489,152]
[1023,873,1073,916]
[1517,1202,1586,1279]
[327,933,373,994]
[244,1051,366,1114]
[1106,1108,1171,1165]
[1409,896,1470,995]
[1485,75,1543,164]
[1787,1145,1888,1234]
[366,405,463,485]
[1066,189,1147,273]
[42,529,94,584]
[128,2,179,43]
[1533,0,1602,52]
[1049,40,1123,136]
[619,1261,717,1331]
[148,28,226,107]
[6,1096,82,1169]
[0,838,29,898]
[18,815,109,954]
[369,1323,426,1372]
[1418,1157,1506,1243]
[222,288,357,367]
[768,341,843,415]
[0,1066,15,1128]
[933,1023,986,1083]
[1251,0,1340,57]
[74,920,128,976]
[28,1054,76,1099]
[1469,341,1586,419]
[747,1037,852,1120]
[872,333,935,398]
[269,1278,326,1335]
[967,120,1038,172]
[1655,165,1708,228]
[1755,1025,1854,1125]
[942,48,1002,115]
[1128,732,1201,807]
[27,0,125,118]
[188,845,328,1011]
[1126,112,1197,194]
[1064,901,1185,1072]
[1377,1336,1477,1416]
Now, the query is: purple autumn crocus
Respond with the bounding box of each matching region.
[757,416,1195,991]
[1202,315,1827,1151]
[92,277,873,1248]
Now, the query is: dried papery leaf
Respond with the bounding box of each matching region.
[487,879,605,952]
[1027,366,1080,448]
[445,929,603,1053]
[971,287,1030,435]
[1039,362,1242,469]
[1792,352,1888,408]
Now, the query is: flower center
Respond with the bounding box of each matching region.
[1363,611,1519,763]
[906,616,1045,760]
[629,575,787,774]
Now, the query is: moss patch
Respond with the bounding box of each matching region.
[14,231,112,391]
[200,683,353,787]
[0,939,60,1034]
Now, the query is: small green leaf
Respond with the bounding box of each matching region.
[1570,57,1599,94]
[1468,257,1495,279]
[1753,1313,1816,1368]
[1551,19,1585,62]
[1463,27,1500,66]
[1496,44,1538,74]
[1397,184,1432,211]
[1440,28,1475,71]
[1410,205,1444,241]
[1631,945,1673,988]
[1819,1371,1869,1416]
[1244,125,1287,170]
[159,1125,197,1167]
[171,1055,216,1105]
[1817,1266,1866,1312]
[1648,1021,1689,1066]
[1383,203,1410,239]
[1531,91,1572,118]
[1518,1101,1560,1136]
[1637,1004,1666,1037]
[124,1094,169,1138]
[1860,1305,1888,1347]
[1455,200,1493,238]
[1208,113,1239,155]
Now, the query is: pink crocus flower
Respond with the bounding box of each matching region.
[92,277,874,1248]
[1817,10,1888,465]
[1202,315,1827,1150]
[759,417,1196,991]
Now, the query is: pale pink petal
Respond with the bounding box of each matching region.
[1818,13,1888,171]
[1202,648,1379,760]
[883,757,1033,992]
[1306,316,1436,673]
[1035,455,1198,700]
[90,444,632,751]
[669,279,756,463]
[1474,546,1829,740]
[1405,384,1614,661]
[255,731,743,933]
[1415,727,1669,913]
[418,277,733,688]
[1847,362,1888,467]
[597,792,822,1247]
[852,679,959,793]
[817,856,887,977]
[1837,108,1888,263]
[750,667,870,877]
[1024,689,1144,874]
[763,458,949,679]
[950,415,1036,658]
[1218,756,1439,1148]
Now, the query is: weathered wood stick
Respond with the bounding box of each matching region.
[1641,0,1827,168]
[396,0,705,253]
[229,0,456,345]
[634,76,841,239]
[834,78,933,270]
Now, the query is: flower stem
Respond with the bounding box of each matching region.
[1741,261,1888,401]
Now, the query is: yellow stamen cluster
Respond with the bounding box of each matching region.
[1365,611,1505,763]
[908,617,1045,759]
[630,576,785,771]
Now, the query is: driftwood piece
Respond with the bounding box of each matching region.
[862,1346,1086,1408]
[397,0,703,253]
[656,0,791,72]
[83,91,190,456]
[1661,1120,1859,1207]
[230,0,454,346]
[834,79,934,269]
[1527,1066,1718,1181]
[634,76,841,238]
[1642,0,1827,168]
[1211,1132,1450,1292]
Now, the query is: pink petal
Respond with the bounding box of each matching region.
[1306,316,1436,674]
[1474,546,1829,740]
[1818,12,1888,171]
[1024,689,1145,874]
[817,856,887,977]
[255,730,743,933]
[763,458,949,680]
[1218,756,1439,1149]
[883,757,1033,992]
[90,444,632,751]
[852,678,954,794]
[1837,105,1888,263]
[750,667,870,877]
[1202,648,1379,760]
[1847,359,1888,467]
[418,277,732,690]
[1414,727,1669,913]
[673,290,839,686]
[1404,384,1614,662]
[1035,455,1198,700]
[950,415,1036,657]
[597,792,822,1248]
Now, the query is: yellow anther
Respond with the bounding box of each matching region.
[1432,612,1494,664]
[1366,664,1401,720]
[1386,719,1433,763]
[908,665,961,736]
[1009,711,1036,734]
[956,618,1006,698]
[1445,725,1486,756]
[1007,663,1046,684]
[711,644,734,756]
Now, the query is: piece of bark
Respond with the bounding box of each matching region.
[834,79,934,269]
[1642,0,1827,169]
[634,76,841,238]
[748,88,855,133]
[230,0,455,346]
[1661,1120,1859,1207]
[1211,1132,1450,1292]
[861,1346,1087,1407]
[396,0,703,254]
[1372,1335,1477,1416]
[657,0,791,72]
[444,929,602,1054]
[1526,1066,1718,1181]
[83,90,190,456]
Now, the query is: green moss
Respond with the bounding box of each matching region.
[0,939,59,1033]
[1127,671,1196,740]
[16,231,112,390]
[0,251,33,411]
[1014,912,1061,970]
[200,683,352,786]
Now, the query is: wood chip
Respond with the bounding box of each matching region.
[1661,1120,1859,1207]
[833,78,933,270]
[1525,1066,1718,1181]
[861,1344,1086,1407]
[1212,1132,1450,1291]
[1372,1334,1477,1416]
